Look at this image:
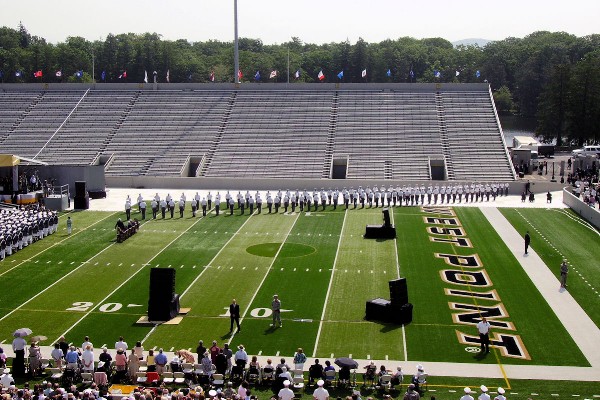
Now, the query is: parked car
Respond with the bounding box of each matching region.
[572,145,600,157]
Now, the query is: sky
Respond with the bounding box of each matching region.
[1,0,599,45]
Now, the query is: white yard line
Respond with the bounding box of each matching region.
[0,212,125,323]
[390,209,408,362]
[312,209,348,357]
[142,212,254,344]
[0,211,118,278]
[228,212,300,345]
[53,216,204,343]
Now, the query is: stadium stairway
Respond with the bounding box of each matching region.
[321,91,339,179]
[435,93,455,180]
[199,92,237,176]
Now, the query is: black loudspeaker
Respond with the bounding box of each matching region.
[148,268,179,321]
[150,268,176,296]
[397,303,413,324]
[75,181,87,198]
[365,298,392,321]
[74,196,89,210]
[389,278,408,306]
[382,208,391,227]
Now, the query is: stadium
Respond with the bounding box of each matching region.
[1,3,600,397]
[0,80,599,399]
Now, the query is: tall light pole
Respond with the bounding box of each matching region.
[234,0,239,84]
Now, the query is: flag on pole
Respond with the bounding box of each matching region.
[15,71,22,78]
[294,70,300,79]
[361,69,367,78]
[269,70,277,79]
[337,70,344,79]
[166,69,170,83]
[55,70,62,78]
[476,70,481,78]
[409,69,414,79]
[386,69,392,77]
[101,70,106,81]
[238,69,243,80]
[0,70,4,79]
[254,71,261,81]
[317,70,325,81]
[33,70,43,78]
[144,70,148,83]
[75,70,83,78]
[118,71,127,79]
[434,70,441,78]
[456,70,460,76]
[209,71,215,82]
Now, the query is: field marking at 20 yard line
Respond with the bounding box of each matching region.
[53,215,207,343]
[0,211,126,323]
[0,211,118,278]
[312,209,347,357]
[228,212,301,344]
[141,211,255,344]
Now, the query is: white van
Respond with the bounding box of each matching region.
[572,145,600,157]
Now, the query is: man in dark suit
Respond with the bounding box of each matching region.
[524,231,531,254]
[229,299,241,333]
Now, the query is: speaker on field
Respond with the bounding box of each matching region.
[382,208,391,228]
[389,278,408,306]
[73,196,89,210]
[75,181,87,198]
[148,268,178,321]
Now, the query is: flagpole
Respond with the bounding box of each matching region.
[287,47,290,84]
[234,0,239,84]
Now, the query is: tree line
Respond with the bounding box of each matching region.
[0,25,599,145]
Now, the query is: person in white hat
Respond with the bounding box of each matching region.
[278,380,294,400]
[313,379,329,400]
[479,385,490,400]
[494,388,506,400]
[460,387,474,400]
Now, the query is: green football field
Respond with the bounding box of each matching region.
[0,203,596,368]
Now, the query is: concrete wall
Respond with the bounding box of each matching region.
[106,175,565,194]
[36,165,106,193]
[562,188,600,230]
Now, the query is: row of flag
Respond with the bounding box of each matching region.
[0,68,483,82]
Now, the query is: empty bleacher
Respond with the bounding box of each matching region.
[0,91,41,143]
[203,91,333,178]
[0,91,85,159]
[333,91,443,180]
[441,91,514,181]
[0,84,515,182]
[103,90,230,176]
[36,90,136,165]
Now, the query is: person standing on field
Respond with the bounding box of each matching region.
[560,259,569,288]
[271,294,282,327]
[66,216,72,235]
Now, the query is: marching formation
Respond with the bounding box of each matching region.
[0,205,59,261]
[126,183,510,220]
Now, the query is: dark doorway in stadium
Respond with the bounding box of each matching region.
[430,158,447,180]
[332,156,348,179]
